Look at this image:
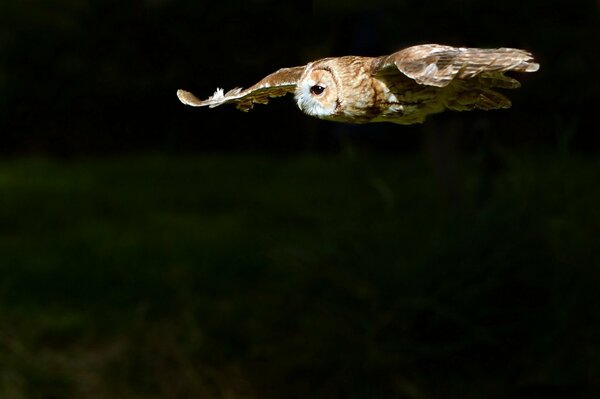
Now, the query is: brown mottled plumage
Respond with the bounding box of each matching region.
[177,44,539,125]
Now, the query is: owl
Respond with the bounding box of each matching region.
[177,44,539,125]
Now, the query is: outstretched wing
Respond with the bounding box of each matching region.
[177,66,305,111]
[373,44,539,87]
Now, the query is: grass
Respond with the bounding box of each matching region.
[0,150,598,399]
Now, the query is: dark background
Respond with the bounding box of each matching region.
[1,1,599,398]
[1,0,599,155]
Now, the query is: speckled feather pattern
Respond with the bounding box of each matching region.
[177,44,539,125]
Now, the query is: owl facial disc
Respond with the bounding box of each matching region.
[294,67,338,118]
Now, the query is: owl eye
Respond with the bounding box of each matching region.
[310,85,325,95]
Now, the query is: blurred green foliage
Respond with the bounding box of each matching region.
[0,151,598,398]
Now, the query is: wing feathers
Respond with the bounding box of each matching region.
[177,66,305,111]
[375,44,539,87]
[176,87,244,108]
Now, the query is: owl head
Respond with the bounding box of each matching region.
[294,61,340,119]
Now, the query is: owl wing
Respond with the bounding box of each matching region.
[177,66,305,111]
[373,44,539,87]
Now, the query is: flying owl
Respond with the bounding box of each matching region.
[177,44,539,125]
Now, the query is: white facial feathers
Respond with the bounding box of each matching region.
[294,64,338,118]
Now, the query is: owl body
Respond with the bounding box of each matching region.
[294,55,447,124]
[177,44,539,125]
